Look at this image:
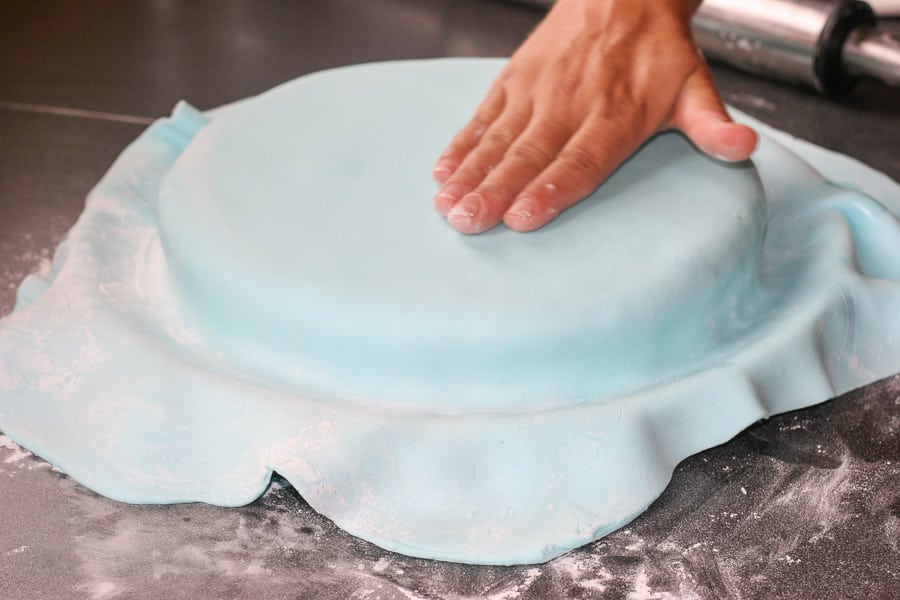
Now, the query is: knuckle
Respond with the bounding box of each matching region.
[464,111,496,141]
[508,142,554,168]
[474,180,506,200]
[438,142,466,161]
[458,157,497,186]
[558,146,605,176]
[481,129,516,150]
[447,170,480,190]
[470,110,495,130]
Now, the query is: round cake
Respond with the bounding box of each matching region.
[156,60,765,411]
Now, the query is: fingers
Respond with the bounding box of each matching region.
[443,119,573,234]
[433,104,533,218]
[434,68,754,236]
[440,112,640,235]
[505,117,638,232]
[432,84,507,186]
[670,67,758,162]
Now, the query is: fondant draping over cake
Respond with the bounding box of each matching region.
[1,59,898,564]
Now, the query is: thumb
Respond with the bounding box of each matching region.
[670,66,758,162]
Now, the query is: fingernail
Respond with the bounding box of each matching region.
[432,157,457,182]
[712,149,748,163]
[505,196,537,222]
[436,181,465,203]
[448,193,482,228]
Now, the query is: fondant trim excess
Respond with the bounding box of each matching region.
[1,59,899,565]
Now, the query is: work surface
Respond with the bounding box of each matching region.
[1,1,899,598]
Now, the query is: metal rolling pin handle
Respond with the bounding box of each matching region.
[844,22,900,87]
[693,0,899,94]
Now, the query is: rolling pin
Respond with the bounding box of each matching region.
[693,0,900,93]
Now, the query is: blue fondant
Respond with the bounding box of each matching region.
[0,59,898,565]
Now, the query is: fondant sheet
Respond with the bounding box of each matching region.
[0,59,898,565]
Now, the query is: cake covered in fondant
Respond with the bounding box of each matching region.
[155,60,766,411]
[2,59,899,565]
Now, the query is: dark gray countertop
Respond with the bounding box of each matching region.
[1,2,899,598]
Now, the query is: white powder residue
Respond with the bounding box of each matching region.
[77,580,120,600]
[396,587,431,600]
[5,545,28,556]
[769,453,854,543]
[346,571,431,600]
[628,567,685,600]
[0,435,64,476]
[0,243,53,312]
[0,435,32,464]
[486,567,542,600]
[550,553,613,593]
[35,255,53,281]
[371,556,392,573]
[885,518,900,553]
[69,490,328,599]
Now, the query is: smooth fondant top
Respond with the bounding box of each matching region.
[156,60,764,411]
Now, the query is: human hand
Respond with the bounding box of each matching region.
[432,0,758,234]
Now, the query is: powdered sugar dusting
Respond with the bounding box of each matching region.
[0,244,53,312]
[0,435,31,464]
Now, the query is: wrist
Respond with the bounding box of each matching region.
[560,0,702,24]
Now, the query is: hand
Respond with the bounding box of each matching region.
[432,0,758,234]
